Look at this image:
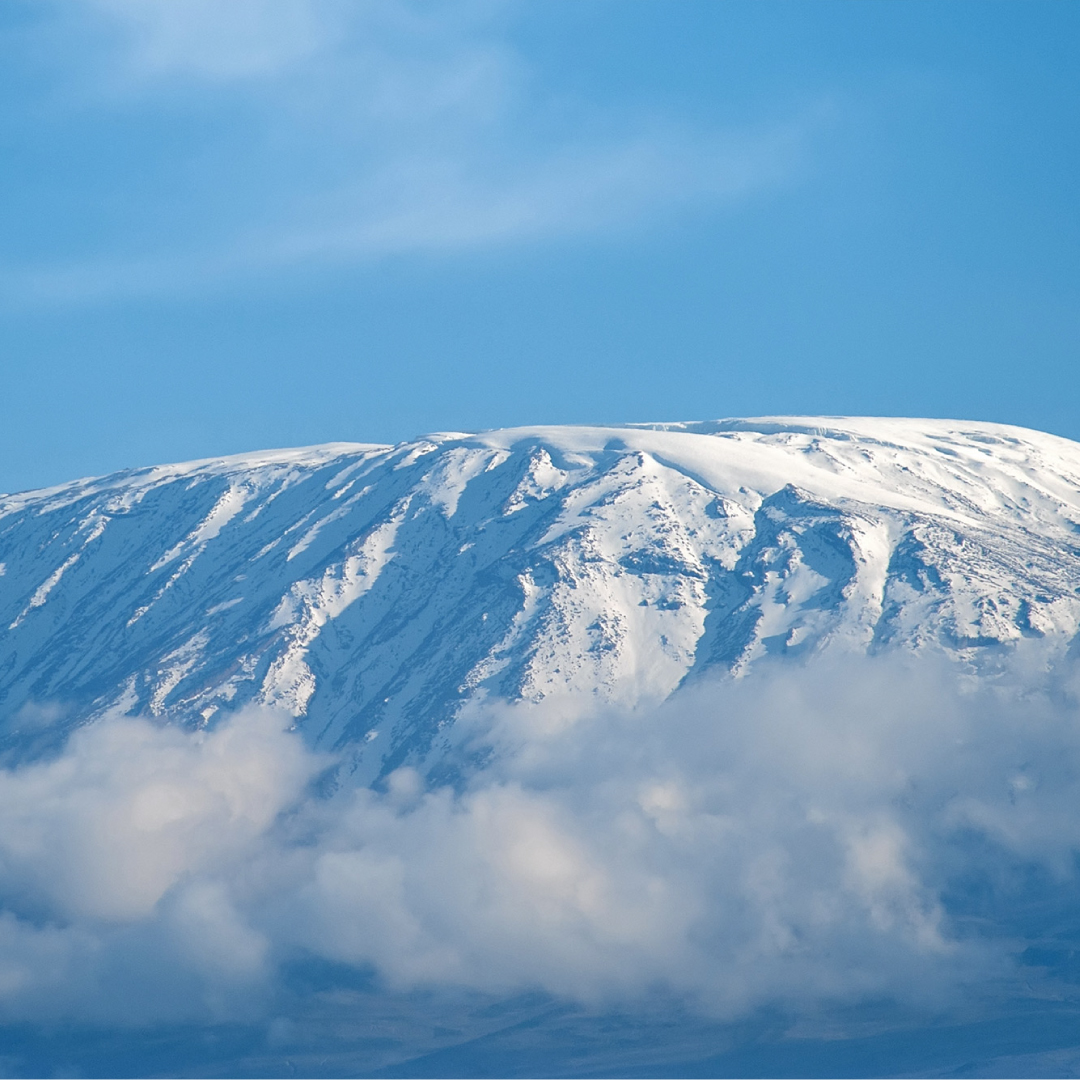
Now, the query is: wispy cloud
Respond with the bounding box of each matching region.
[0,1,828,305]
[85,0,336,81]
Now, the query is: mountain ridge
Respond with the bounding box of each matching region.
[2,416,1079,783]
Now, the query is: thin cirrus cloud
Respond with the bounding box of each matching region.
[0,0,829,306]
[86,0,337,80]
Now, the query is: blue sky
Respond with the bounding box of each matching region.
[1,0,1077,493]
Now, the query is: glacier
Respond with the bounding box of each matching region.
[3,416,1080,781]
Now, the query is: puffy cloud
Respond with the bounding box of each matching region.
[0,710,320,1022]
[0,710,318,923]
[1,647,1080,1026]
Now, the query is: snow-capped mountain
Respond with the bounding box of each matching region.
[2,417,1080,781]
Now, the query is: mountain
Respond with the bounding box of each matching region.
[2,417,1080,782]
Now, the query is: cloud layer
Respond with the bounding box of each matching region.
[1,645,1080,1026]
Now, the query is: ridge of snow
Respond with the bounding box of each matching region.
[1,417,1079,783]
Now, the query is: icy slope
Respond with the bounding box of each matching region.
[2,417,1080,780]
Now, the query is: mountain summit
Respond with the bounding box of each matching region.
[3,417,1079,781]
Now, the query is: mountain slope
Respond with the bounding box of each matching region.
[2,417,1080,781]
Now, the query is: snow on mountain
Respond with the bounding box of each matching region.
[2,417,1080,782]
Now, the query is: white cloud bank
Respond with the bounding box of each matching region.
[1,646,1079,1025]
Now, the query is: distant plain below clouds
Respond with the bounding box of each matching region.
[0,0,825,305]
